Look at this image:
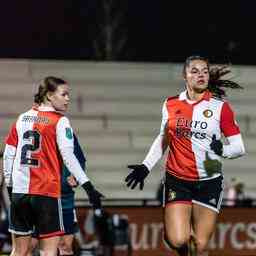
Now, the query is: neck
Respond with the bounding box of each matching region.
[41,101,52,108]
[186,87,205,101]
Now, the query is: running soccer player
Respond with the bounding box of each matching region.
[125,56,246,256]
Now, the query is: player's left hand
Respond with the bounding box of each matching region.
[82,181,104,210]
[210,134,223,156]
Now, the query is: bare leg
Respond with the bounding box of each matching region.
[39,236,60,256]
[58,234,74,255]
[192,203,218,256]
[11,234,31,256]
[10,234,15,256]
[164,203,192,255]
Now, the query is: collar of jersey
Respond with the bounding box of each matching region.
[38,106,56,112]
[179,90,212,104]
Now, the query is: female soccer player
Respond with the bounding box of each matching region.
[3,76,103,256]
[125,56,246,256]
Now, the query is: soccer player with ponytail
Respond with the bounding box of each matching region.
[125,56,245,256]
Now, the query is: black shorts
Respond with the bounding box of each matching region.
[62,208,79,235]
[9,194,65,238]
[164,173,224,213]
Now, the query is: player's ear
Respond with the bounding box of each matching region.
[46,92,53,102]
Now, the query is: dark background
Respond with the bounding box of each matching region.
[0,0,255,64]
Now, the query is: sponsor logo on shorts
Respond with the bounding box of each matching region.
[209,198,217,205]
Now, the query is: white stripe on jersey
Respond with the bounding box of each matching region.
[191,98,223,178]
[12,109,37,194]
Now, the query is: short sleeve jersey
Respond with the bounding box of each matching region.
[161,90,240,180]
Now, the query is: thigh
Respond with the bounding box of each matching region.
[164,174,193,242]
[164,203,192,243]
[13,234,32,255]
[192,203,218,246]
[32,195,65,238]
[10,194,34,235]
[39,236,60,256]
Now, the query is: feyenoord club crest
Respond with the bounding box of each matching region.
[168,189,176,201]
[203,109,213,118]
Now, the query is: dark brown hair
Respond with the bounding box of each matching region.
[34,76,67,104]
[183,55,243,98]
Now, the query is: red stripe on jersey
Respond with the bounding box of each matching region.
[29,111,63,198]
[220,102,240,137]
[5,122,18,147]
[165,98,199,180]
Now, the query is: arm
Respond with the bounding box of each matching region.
[3,144,16,187]
[3,122,18,198]
[65,133,87,188]
[56,117,103,209]
[210,102,246,158]
[220,102,245,158]
[126,100,169,190]
[223,134,245,159]
[56,117,89,185]
[143,100,169,170]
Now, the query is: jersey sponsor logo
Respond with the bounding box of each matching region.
[176,128,207,139]
[65,128,73,139]
[176,118,207,139]
[176,118,208,129]
[203,109,213,118]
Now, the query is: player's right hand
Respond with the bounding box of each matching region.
[82,181,104,210]
[125,164,150,190]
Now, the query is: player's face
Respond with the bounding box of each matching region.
[50,84,70,112]
[184,60,209,93]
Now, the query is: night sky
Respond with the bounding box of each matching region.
[0,0,256,64]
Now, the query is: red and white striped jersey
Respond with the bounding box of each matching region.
[160,90,242,180]
[4,106,89,197]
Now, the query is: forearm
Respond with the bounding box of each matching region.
[142,134,167,171]
[3,144,16,186]
[223,134,246,159]
[60,147,90,185]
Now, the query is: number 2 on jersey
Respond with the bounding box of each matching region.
[21,130,41,167]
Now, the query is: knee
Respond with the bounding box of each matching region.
[196,237,209,254]
[58,240,73,254]
[165,232,190,249]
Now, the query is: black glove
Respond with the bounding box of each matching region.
[125,164,150,190]
[203,152,222,176]
[210,134,223,156]
[82,181,104,210]
[7,186,12,201]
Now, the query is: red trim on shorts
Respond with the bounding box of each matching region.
[165,201,192,207]
[38,231,65,239]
